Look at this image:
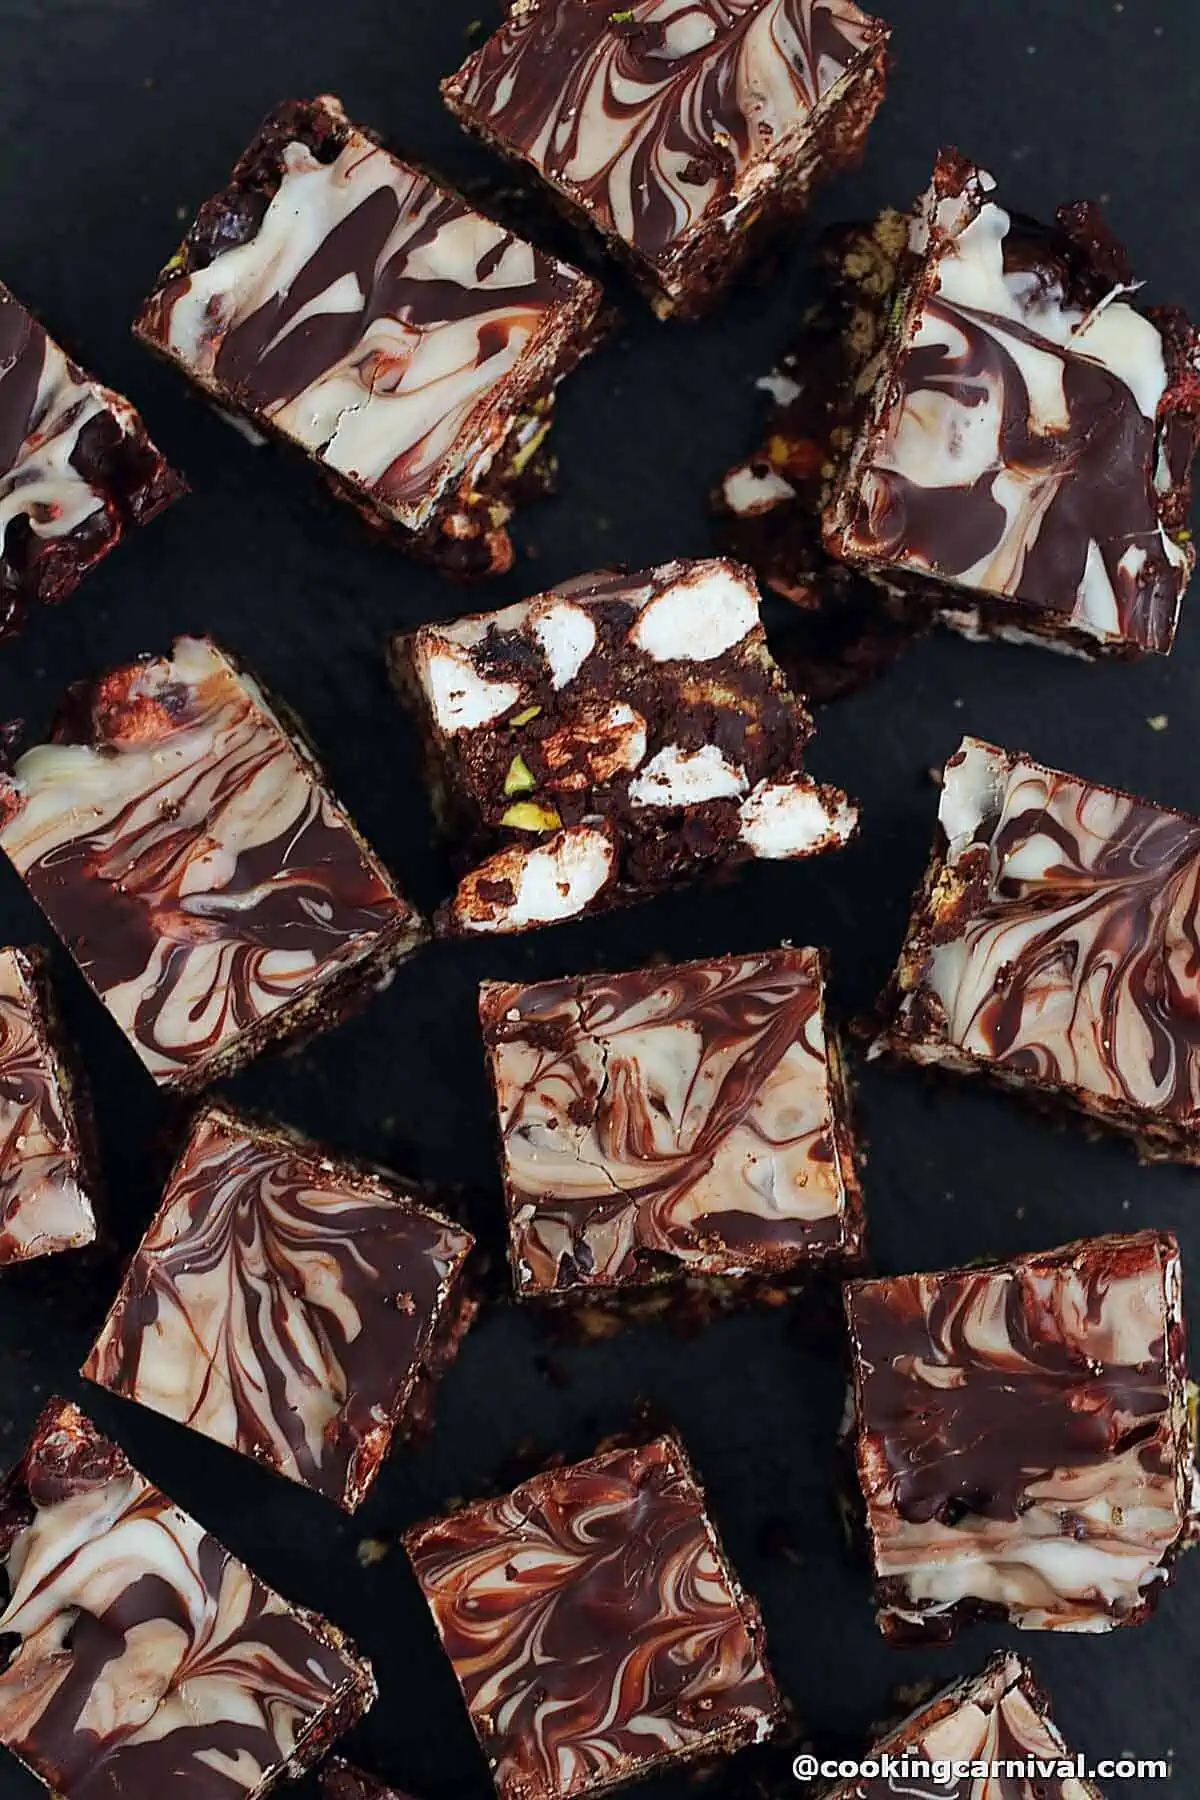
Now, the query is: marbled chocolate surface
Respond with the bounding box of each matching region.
[875,735,1200,1154]
[405,1434,780,1800]
[444,0,886,299]
[481,945,860,1292]
[846,1231,1193,1637]
[137,96,600,533]
[825,154,1198,655]
[0,637,421,1089]
[84,1104,474,1508]
[0,1400,374,1799]
[0,948,96,1265]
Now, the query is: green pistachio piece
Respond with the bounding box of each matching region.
[501,801,562,832]
[503,754,536,796]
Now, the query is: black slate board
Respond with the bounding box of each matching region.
[1,3,1199,1796]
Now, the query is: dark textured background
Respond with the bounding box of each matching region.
[1,2,1199,1795]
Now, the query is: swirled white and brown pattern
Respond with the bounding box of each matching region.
[830,1653,1101,1799]
[0,949,96,1265]
[0,283,183,640]
[444,0,887,306]
[845,1231,1195,1639]
[825,153,1199,656]
[84,1104,475,1509]
[136,96,600,532]
[0,1400,375,1800]
[481,946,861,1294]
[874,736,1200,1160]
[0,637,422,1090]
[405,1435,780,1800]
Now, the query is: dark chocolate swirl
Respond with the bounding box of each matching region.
[405,1435,779,1799]
[84,1105,474,1509]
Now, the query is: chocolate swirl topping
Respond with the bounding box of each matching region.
[0,637,421,1090]
[481,946,861,1292]
[0,1399,375,1799]
[0,283,183,640]
[444,0,887,305]
[845,1230,1194,1637]
[825,154,1200,656]
[876,736,1200,1159]
[137,96,601,532]
[405,1434,780,1800]
[84,1104,475,1509]
[842,1652,1100,1800]
[0,949,96,1265]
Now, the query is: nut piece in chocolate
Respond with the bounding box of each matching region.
[0,1399,376,1800]
[83,1102,476,1510]
[822,150,1200,657]
[442,0,889,320]
[872,735,1200,1163]
[135,95,604,579]
[844,1230,1196,1641]
[0,636,424,1090]
[395,557,858,935]
[405,1433,781,1800]
[0,947,97,1265]
[480,945,863,1299]
[0,282,183,641]
[822,1652,1104,1798]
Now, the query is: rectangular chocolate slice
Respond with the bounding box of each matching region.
[0,282,183,640]
[135,95,604,579]
[0,946,97,1264]
[395,557,857,935]
[83,1102,476,1510]
[821,150,1200,657]
[872,735,1200,1163]
[844,1230,1196,1642]
[822,1652,1103,1798]
[0,1399,375,1800]
[405,1433,781,1800]
[0,636,424,1090]
[442,0,888,320]
[480,945,862,1301]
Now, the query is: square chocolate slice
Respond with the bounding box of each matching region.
[395,557,857,935]
[0,282,183,641]
[844,1230,1196,1641]
[442,0,889,320]
[0,636,424,1090]
[822,151,1200,657]
[0,946,97,1265]
[480,945,862,1299]
[872,735,1200,1163]
[83,1102,476,1510]
[0,1399,375,1800]
[135,95,605,579]
[405,1433,781,1800]
[822,1653,1103,1798]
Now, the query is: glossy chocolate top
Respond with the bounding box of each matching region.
[481,945,859,1292]
[405,1434,779,1799]
[825,152,1199,654]
[0,283,182,635]
[0,636,419,1088]
[137,96,599,529]
[886,735,1200,1131]
[445,0,885,282]
[0,948,96,1265]
[405,558,856,933]
[834,1653,1098,1799]
[0,1399,374,1799]
[84,1104,474,1508]
[846,1230,1192,1632]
